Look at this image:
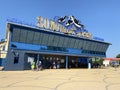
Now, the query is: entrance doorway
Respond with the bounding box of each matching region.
[40,54,66,69]
[24,53,89,70]
[24,53,38,70]
[68,56,88,68]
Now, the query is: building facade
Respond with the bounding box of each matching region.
[0,40,7,67]
[0,16,111,70]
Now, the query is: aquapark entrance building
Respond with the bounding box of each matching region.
[2,15,111,70]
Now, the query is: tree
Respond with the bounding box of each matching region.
[116,54,120,64]
[99,58,104,65]
[116,54,120,58]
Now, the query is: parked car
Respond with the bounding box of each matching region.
[111,61,119,67]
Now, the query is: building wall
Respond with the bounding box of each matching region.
[0,41,7,66]
[103,60,110,67]
[4,23,110,70]
[5,49,25,70]
[9,23,109,57]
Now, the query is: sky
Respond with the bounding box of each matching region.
[0,0,120,58]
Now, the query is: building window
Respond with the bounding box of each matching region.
[2,45,5,51]
[14,57,19,64]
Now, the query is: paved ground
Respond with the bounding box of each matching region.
[0,67,120,90]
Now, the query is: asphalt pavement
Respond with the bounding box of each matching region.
[0,67,120,90]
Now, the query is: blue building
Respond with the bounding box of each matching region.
[0,16,111,70]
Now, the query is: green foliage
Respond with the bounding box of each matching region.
[116,54,120,64]
[99,58,104,65]
[92,58,104,65]
[116,54,120,58]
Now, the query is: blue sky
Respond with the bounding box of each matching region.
[0,0,120,57]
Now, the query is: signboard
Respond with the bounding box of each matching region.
[7,16,104,41]
[36,16,92,39]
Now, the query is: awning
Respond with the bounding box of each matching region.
[104,58,120,61]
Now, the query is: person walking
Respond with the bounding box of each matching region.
[31,61,35,71]
[114,62,118,71]
[36,60,42,71]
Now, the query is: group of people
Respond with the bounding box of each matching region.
[31,60,42,71]
[52,61,60,69]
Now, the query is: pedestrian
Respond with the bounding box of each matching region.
[53,61,56,69]
[114,62,118,71]
[57,60,60,69]
[36,60,42,71]
[31,61,35,71]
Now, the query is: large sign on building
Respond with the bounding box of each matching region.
[6,16,104,41]
[36,16,92,39]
